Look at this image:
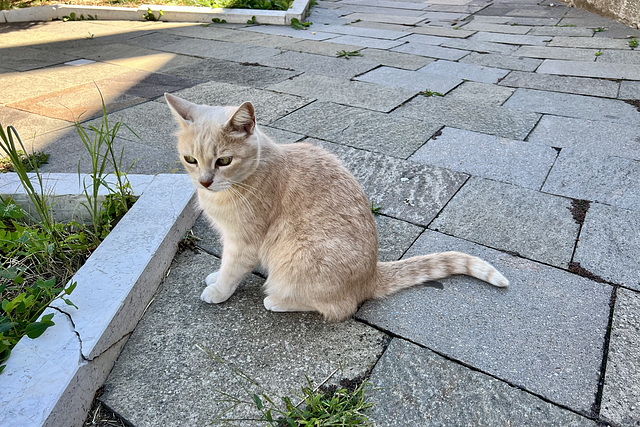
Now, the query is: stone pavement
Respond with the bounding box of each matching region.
[1,0,639,425]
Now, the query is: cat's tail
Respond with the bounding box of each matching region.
[372,251,508,299]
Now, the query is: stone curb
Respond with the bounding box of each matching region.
[0,0,310,25]
[0,173,199,427]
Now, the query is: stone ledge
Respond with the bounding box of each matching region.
[566,0,640,29]
[0,173,199,427]
[1,0,310,25]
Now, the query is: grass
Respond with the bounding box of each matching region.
[0,150,49,174]
[336,50,362,60]
[1,0,293,10]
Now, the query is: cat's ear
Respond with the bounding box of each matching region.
[225,102,256,136]
[165,93,198,128]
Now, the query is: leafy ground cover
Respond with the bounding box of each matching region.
[2,0,293,10]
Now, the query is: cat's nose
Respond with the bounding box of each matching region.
[200,179,213,188]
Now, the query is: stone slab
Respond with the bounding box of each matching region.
[270,101,441,158]
[504,88,640,125]
[537,59,640,80]
[500,70,620,98]
[460,51,543,72]
[357,229,611,414]
[527,115,640,160]
[429,177,580,268]
[278,38,363,57]
[601,288,640,425]
[260,125,305,144]
[239,25,337,41]
[319,23,408,39]
[1,46,78,72]
[394,95,541,140]
[258,50,378,79]
[619,81,640,99]
[266,73,415,113]
[161,38,282,62]
[367,339,597,426]
[101,251,389,424]
[514,45,599,61]
[411,24,476,38]
[543,148,640,211]
[355,65,462,94]
[326,34,405,49]
[397,33,453,45]
[462,21,534,34]
[418,59,509,83]
[440,37,519,54]
[528,26,595,37]
[596,50,640,65]
[471,31,552,46]
[573,203,640,290]
[0,105,73,137]
[341,12,426,26]
[351,47,435,70]
[548,36,633,50]
[309,139,468,226]
[445,81,515,105]
[410,127,557,189]
[392,42,470,60]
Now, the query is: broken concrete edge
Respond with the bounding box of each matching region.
[0,172,200,427]
[0,0,310,25]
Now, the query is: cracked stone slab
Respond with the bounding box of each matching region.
[411,25,476,38]
[499,70,620,98]
[270,101,441,158]
[548,36,633,50]
[239,25,337,41]
[278,38,363,57]
[393,95,540,140]
[601,288,640,425]
[527,115,640,160]
[504,88,640,125]
[444,81,515,106]
[267,73,415,112]
[409,127,557,189]
[309,138,468,226]
[161,37,282,62]
[471,31,552,46]
[325,34,405,49]
[367,339,597,426]
[101,251,388,425]
[460,51,543,72]
[441,37,518,55]
[391,42,470,60]
[258,50,378,79]
[417,59,509,84]
[573,203,640,290]
[351,47,435,70]
[514,46,599,61]
[542,148,640,211]
[317,23,408,40]
[429,177,579,268]
[357,230,612,414]
[354,65,462,94]
[537,59,640,80]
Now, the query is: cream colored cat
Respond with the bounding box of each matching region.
[165,93,508,322]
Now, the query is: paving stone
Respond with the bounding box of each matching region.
[418,59,509,83]
[374,215,424,262]
[542,148,640,211]
[411,24,476,38]
[391,42,470,60]
[592,26,640,40]
[367,339,597,426]
[528,26,595,37]
[537,59,640,80]
[574,203,640,290]
[163,25,266,42]
[462,21,534,34]
[279,39,362,57]
[514,45,599,61]
[348,20,417,32]
[410,127,556,189]
[619,81,640,99]
[324,34,404,49]
[267,73,415,113]
[270,102,441,158]
[527,115,640,160]
[471,15,562,26]
[308,138,468,226]
[101,251,389,425]
[440,37,518,54]
[166,81,312,125]
[429,177,579,267]
[258,50,377,79]
[1,46,78,72]
[601,288,640,425]
[352,47,435,70]
[239,25,336,41]
[471,31,552,46]
[340,0,428,11]
[0,106,73,137]
[357,229,611,413]
[397,33,452,45]
[596,50,640,65]
[460,51,543,72]
[548,36,633,50]
[355,66,462,94]
[499,70,620,98]
[341,12,426,26]
[338,4,427,17]
[123,32,195,51]
[259,125,305,144]
[394,95,541,140]
[420,10,470,23]
[318,23,408,40]
[504,88,640,124]
[445,81,514,105]
[160,38,282,62]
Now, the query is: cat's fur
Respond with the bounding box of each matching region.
[165,93,508,322]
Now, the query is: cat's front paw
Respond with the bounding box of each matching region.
[201,284,233,304]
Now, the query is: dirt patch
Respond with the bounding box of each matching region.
[568,261,607,283]
[568,199,590,225]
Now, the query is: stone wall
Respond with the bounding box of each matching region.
[566,0,640,28]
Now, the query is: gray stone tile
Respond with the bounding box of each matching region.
[441,37,519,54]
[102,251,388,424]
[410,127,557,189]
[259,125,305,144]
[367,339,597,425]
[318,23,408,40]
[418,59,509,84]
[596,50,640,65]
[462,21,534,34]
[528,26,596,37]
[341,12,426,26]
[161,38,282,62]
[601,288,640,425]
[460,52,543,72]
[429,177,579,267]
[420,10,470,23]
[504,88,640,125]
[270,102,441,158]
[548,36,633,50]
[1,46,78,72]
[325,34,404,49]
[166,81,313,125]
[337,4,427,17]
[619,81,640,99]
[471,31,552,46]
[514,45,599,61]
[266,73,415,113]
[411,24,476,38]
[391,42,470,60]
[279,39,363,57]
[357,230,611,414]
[573,203,640,290]
[309,138,468,226]
[0,105,73,137]
[445,81,514,105]
[394,96,541,140]
[375,215,424,262]
[355,66,462,94]
[239,25,336,41]
[499,71,620,98]
[593,26,640,40]
[258,50,378,79]
[527,115,640,160]
[397,33,451,45]
[471,15,562,26]
[537,59,640,80]
[543,149,640,211]
[352,47,435,70]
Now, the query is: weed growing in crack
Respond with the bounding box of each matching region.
[336,50,362,59]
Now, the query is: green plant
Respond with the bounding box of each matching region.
[593,27,605,33]
[290,17,311,30]
[370,202,381,215]
[247,15,256,24]
[62,12,97,21]
[86,32,95,39]
[629,38,638,49]
[0,150,49,173]
[207,0,292,10]
[143,7,163,21]
[420,89,444,97]
[211,17,227,23]
[336,50,362,59]
[595,50,602,57]
[0,0,11,11]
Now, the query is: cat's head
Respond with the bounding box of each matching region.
[165,93,261,193]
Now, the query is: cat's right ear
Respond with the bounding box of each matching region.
[165,93,197,128]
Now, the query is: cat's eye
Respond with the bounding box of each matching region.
[184,155,198,165]
[216,157,232,167]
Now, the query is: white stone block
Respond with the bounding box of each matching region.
[4,5,56,22]
[55,5,140,21]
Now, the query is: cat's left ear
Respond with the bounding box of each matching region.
[165,92,198,128]
[226,102,256,136]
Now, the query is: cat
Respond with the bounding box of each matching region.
[165,93,508,322]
